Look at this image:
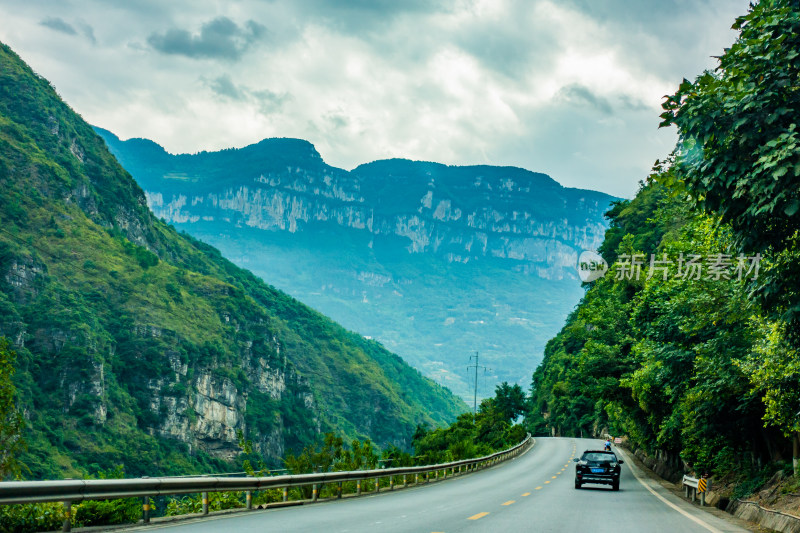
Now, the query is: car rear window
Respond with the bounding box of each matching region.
[582,452,617,462]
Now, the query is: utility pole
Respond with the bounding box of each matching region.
[467,352,486,415]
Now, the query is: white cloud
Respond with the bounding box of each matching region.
[0,0,751,197]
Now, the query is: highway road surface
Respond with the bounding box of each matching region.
[135,438,750,533]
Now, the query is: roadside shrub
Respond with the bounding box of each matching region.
[165,491,244,516]
[74,498,141,527]
[0,502,66,533]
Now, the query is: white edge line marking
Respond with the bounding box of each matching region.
[617,449,723,533]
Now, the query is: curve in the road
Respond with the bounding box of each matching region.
[131,438,749,533]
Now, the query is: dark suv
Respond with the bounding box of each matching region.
[574,450,623,490]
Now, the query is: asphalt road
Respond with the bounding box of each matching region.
[136,438,750,533]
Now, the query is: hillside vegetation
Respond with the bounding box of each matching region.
[0,41,465,480]
[529,0,800,487]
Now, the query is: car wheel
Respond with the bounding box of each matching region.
[575,479,581,489]
[612,481,619,491]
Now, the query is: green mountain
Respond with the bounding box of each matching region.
[0,42,466,479]
[95,129,617,400]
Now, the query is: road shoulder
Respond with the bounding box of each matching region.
[616,447,760,533]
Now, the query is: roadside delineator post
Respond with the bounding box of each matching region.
[312,484,318,502]
[357,479,362,495]
[202,492,209,515]
[698,477,708,507]
[246,491,252,510]
[337,481,343,499]
[282,487,288,502]
[143,496,151,522]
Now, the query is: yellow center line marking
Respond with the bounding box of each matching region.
[535,486,542,490]
[468,512,489,520]
[522,492,531,496]
[544,481,550,484]
[552,476,557,478]
[502,500,515,506]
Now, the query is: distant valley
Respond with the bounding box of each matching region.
[97,128,618,400]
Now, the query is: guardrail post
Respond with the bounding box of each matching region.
[202,492,209,515]
[312,483,318,502]
[62,501,71,532]
[691,488,696,503]
[414,473,419,485]
[390,476,394,491]
[403,474,407,487]
[337,481,343,499]
[700,491,706,507]
[246,491,252,510]
[143,496,151,523]
[375,477,380,493]
[283,487,288,502]
[357,479,362,495]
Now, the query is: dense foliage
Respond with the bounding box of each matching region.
[530,180,789,473]
[529,0,800,483]
[414,382,527,464]
[0,338,23,478]
[0,40,464,482]
[660,0,800,334]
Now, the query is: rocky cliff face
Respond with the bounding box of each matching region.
[97,130,617,401]
[139,157,610,281]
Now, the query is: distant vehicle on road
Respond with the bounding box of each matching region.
[574,450,624,490]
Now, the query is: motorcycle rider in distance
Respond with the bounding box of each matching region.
[604,438,612,451]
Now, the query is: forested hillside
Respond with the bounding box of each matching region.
[529,0,800,479]
[0,41,465,480]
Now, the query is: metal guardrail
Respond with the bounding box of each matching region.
[682,474,710,506]
[0,435,532,531]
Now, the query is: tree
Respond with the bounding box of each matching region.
[493,382,527,423]
[0,337,24,479]
[659,0,800,335]
[738,321,800,475]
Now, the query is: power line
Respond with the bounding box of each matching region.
[467,352,487,415]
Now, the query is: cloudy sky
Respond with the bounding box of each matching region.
[0,0,750,197]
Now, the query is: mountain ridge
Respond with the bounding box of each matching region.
[96,127,618,399]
